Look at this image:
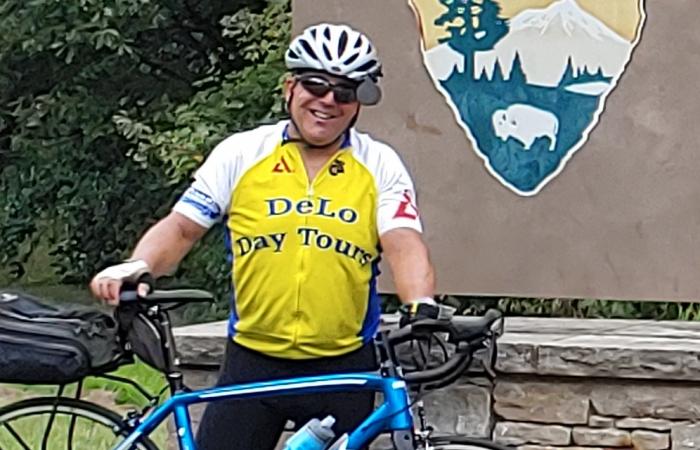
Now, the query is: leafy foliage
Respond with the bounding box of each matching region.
[382,292,700,320]
[446,295,700,321]
[0,0,290,317]
[114,0,289,184]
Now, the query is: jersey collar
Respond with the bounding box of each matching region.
[282,123,352,150]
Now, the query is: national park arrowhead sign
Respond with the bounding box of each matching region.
[409,0,646,196]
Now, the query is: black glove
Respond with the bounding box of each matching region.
[399,297,454,327]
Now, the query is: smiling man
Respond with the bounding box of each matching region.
[90,23,435,450]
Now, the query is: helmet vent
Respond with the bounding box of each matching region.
[338,30,348,54]
[322,43,333,60]
[323,26,331,40]
[300,41,317,60]
[355,61,377,73]
[343,53,359,66]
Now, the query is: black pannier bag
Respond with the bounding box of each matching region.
[0,290,126,384]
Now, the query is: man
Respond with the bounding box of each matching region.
[91,23,435,449]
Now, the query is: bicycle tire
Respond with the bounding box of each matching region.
[423,435,514,450]
[0,397,159,450]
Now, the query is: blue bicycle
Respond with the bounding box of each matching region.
[0,289,509,450]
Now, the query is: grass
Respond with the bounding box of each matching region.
[83,359,169,407]
[0,360,170,449]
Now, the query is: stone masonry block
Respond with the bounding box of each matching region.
[616,417,674,431]
[671,423,700,450]
[494,381,590,424]
[420,382,492,438]
[590,383,700,420]
[589,415,616,428]
[631,430,669,450]
[571,427,631,447]
[493,422,571,446]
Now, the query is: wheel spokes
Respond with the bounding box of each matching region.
[2,421,33,450]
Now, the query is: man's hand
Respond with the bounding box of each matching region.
[399,296,455,327]
[90,260,150,305]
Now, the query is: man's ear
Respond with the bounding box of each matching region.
[283,76,295,103]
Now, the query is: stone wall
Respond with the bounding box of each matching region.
[174,317,700,450]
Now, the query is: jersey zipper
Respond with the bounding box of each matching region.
[293,184,312,347]
[292,149,345,346]
[292,151,314,347]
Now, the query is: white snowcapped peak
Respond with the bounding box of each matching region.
[510,0,628,44]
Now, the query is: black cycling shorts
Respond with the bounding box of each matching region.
[195,340,379,450]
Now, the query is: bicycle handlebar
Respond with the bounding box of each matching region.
[384,309,503,387]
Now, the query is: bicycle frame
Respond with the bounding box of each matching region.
[112,372,414,450]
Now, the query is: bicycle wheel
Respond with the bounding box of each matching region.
[0,397,158,450]
[423,435,513,450]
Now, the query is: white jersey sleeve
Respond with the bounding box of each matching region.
[172,122,286,228]
[172,139,237,228]
[376,149,423,235]
[349,131,423,236]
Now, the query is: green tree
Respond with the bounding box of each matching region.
[0,0,290,312]
[435,0,508,77]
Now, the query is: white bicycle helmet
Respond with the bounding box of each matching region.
[285,23,383,105]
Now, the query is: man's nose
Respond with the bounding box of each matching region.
[318,89,337,104]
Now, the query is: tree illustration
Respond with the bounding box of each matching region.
[478,0,508,51]
[509,52,526,84]
[491,58,504,83]
[559,56,578,86]
[477,65,489,82]
[435,0,508,79]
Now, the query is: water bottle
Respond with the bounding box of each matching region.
[284,415,336,450]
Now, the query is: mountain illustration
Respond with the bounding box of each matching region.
[426,0,632,87]
[475,0,632,86]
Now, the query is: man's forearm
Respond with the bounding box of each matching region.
[381,228,436,303]
[391,249,435,303]
[131,213,207,277]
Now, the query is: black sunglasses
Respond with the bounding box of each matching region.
[295,75,358,104]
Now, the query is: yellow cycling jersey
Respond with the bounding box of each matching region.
[174,120,422,358]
